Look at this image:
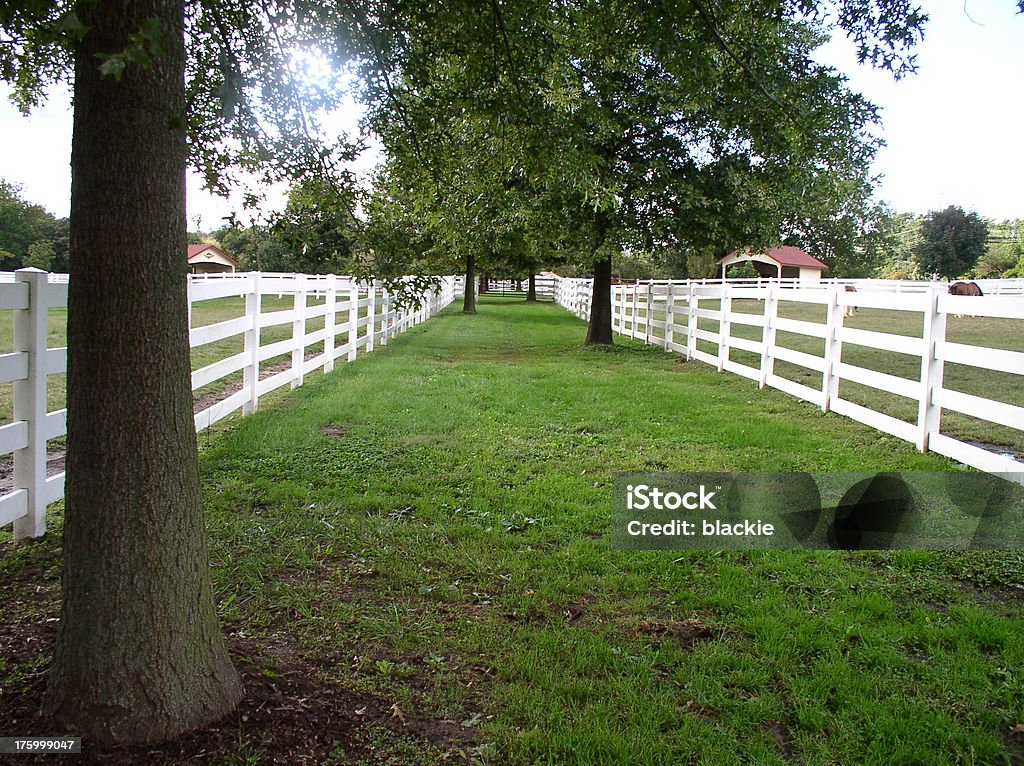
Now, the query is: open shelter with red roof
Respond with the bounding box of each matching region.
[717,246,828,282]
[188,243,240,274]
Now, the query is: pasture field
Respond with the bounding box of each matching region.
[2,297,1022,764]
[648,297,1024,457]
[0,294,342,425]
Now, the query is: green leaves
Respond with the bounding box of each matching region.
[55,9,87,39]
[915,205,990,279]
[94,16,167,81]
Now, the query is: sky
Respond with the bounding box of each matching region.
[0,1,1022,227]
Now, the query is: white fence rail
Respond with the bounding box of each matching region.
[554,276,1024,483]
[588,276,1024,295]
[1,270,457,540]
[477,276,556,297]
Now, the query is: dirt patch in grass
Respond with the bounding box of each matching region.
[321,424,350,438]
[764,720,799,761]
[1004,726,1024,766]
[954,579,1024,611]
[632,618,714,650]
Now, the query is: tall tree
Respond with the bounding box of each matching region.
[0,0,358,743]
[40,0,243,742]
[915,205,990,278]
[363,0,927,344]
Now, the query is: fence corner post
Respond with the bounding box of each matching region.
[13,267,49,541]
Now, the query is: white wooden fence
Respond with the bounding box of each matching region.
[1,270,457,540]
[554,276,1024,483]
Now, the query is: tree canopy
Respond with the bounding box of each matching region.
[359,0,927,340]
[0,179,68,271]
[915,205,990,279]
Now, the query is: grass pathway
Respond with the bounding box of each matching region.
[3,297,1022,764]
[199,297,1023,764]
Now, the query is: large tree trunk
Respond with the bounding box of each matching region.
[526,271,537,302]
[462,252,476,313]
[45,0,243,744]
[585,257,614,344]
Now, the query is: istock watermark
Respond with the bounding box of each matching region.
[613,472,1024,550]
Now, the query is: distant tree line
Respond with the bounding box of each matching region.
[0,180,69,272]
[4,176,1020,283]
[876,206,1021,281]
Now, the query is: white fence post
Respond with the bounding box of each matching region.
[291,274,307,389]
[717,284,731,372]
[324,274,337,372]
[645,282,653,344]
[686,282,698,360]
[366,280,377,352]
[13,268,49,540]
[821,284,842,412]
[760,281,779,388]
[348,280,360,362]
[917,285,947,451]
[664,283,675,351]
[243,272,261,414]
[630,283,639,339]
[380,285,390,345]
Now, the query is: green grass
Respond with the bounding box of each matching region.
[3,297,1023,764]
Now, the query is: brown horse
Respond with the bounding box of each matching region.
[948,281,983,318]
[948,281,983,296]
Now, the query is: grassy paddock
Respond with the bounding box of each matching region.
[2,296,1023,764]
[0,295,367,424]
[645,297,1024,454]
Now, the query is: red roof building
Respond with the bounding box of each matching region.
[187,243,240,274]
[717,246,828,282]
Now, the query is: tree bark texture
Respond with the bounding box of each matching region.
[526,271,537,301]
[585,207,614,344]
[462,252,476,313]
[585,256,614,344]
[45,0,243,744]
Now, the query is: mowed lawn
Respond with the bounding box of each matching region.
[3,296,1024,764]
